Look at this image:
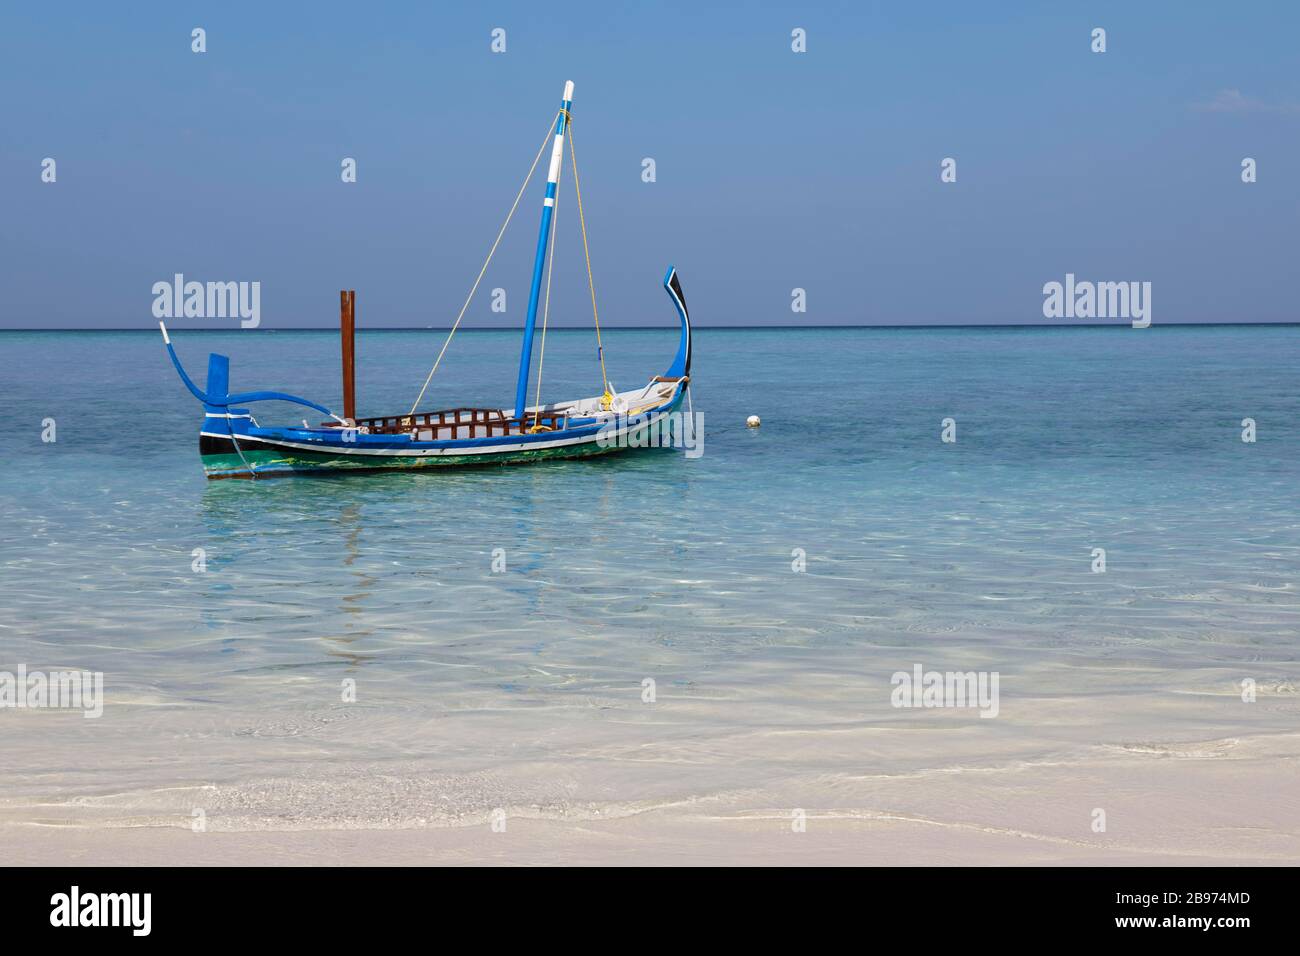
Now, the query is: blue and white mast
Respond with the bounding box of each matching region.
[513,80,573,419]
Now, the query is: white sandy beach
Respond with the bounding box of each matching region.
[4,665,1297,865]
[5,752,1298,867]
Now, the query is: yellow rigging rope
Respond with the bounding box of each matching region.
[567,124,613,408]
[408,113,560,416]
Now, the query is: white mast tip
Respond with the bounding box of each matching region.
[563,80,574,100]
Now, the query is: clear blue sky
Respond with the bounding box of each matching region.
[2,1,1297,328]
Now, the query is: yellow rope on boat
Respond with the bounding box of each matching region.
[567,124,613,409]
[529,150,563,432]
[408,113,561,415]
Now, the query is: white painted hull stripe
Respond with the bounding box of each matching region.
[199,415,667,458]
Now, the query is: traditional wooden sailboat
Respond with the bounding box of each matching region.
[161,81,692,479]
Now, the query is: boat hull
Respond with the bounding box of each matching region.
[199,393,684,479]
[201,430,636,478]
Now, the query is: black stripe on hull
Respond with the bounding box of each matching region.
[200,433,239,456]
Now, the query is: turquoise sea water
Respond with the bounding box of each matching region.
[1,326,1298,841]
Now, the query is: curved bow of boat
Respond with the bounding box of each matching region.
[662,266,692,380]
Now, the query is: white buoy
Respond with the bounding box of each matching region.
[746,415,761,428]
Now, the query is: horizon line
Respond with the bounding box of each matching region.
[2,321,1297,332]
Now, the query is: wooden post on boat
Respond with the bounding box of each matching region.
[340,290,356,422]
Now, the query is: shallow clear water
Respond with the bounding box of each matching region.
[1,326,1298,838]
